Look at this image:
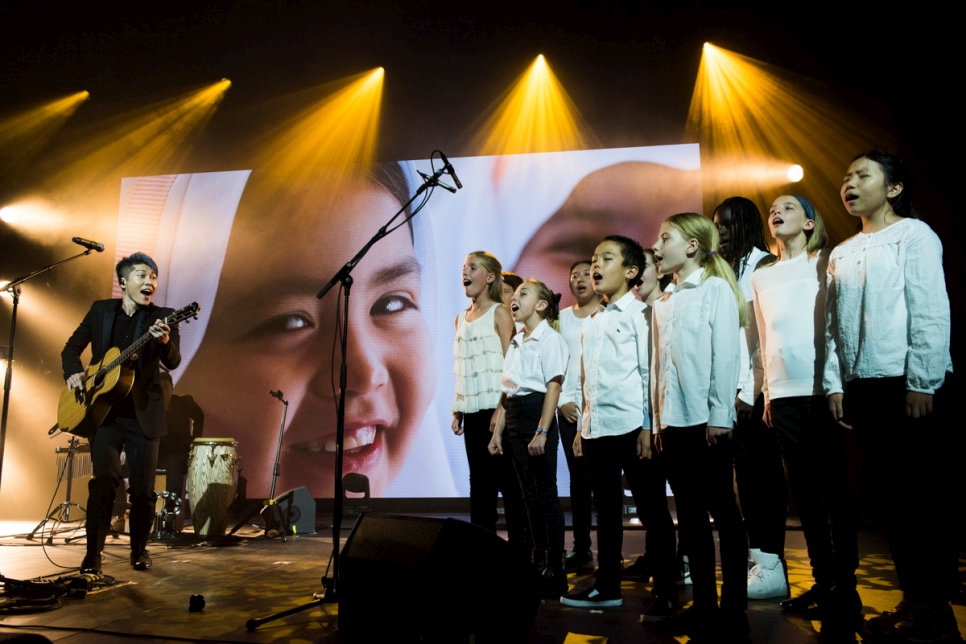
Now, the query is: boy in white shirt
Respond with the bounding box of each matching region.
[560,235,674,609]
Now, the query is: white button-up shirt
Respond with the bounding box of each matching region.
[557,306,587,412]
[824,218,952,395]
[502,319,569,397]
[580,291,650,439]
[651,268,740,430]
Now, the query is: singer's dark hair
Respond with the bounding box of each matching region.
[116,252,159,284]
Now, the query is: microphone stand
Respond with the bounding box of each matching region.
[227,390,289,541]
[1,248,97,491]
[246,154,458,632]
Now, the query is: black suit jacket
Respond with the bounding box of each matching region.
[61,299,182,439]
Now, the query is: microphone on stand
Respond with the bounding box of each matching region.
[268,390,284,400]
[72,237,105,252]
[438,151,463,190]
[418,170,456,194]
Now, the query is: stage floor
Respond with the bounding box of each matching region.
[0,517,963,643]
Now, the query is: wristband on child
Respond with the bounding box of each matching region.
[535,428,547,435]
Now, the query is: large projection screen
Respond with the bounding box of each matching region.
[115,144,701,500]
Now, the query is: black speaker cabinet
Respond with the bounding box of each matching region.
[268,486,316,535]
[339,514,540,643]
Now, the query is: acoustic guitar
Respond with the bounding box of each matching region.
[56,302,200,439]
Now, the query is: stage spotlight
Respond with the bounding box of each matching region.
[0,91,89,174]
[0,198,73,244]
[45,80,232,189]
[787,164,804,182]
[687,43,892,241]
[254,67,384,182]
[470,54,587,155]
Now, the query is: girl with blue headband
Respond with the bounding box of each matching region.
[751,195,860,634]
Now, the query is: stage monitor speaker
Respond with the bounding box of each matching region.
[267,486,315,535]
[339,513,539,644]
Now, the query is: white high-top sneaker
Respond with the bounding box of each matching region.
[747,550,789,600]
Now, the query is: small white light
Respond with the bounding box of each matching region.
[787,164,804,182]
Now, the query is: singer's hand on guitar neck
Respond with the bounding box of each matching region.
[148,321,171,345]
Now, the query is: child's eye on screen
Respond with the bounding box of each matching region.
[371,294,417,316]
[245,313,314,339]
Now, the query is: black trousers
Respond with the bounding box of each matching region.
[770,395,858,589]
[557,414,592,552]
[845,377,958,602]
[664,425,748,612]
[506,394,565,556]
[733,393,788,556]
[462,409,526,550]
[87,416,158,555]
[583,429,676,596]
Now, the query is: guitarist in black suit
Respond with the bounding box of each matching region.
[62,252,181,574]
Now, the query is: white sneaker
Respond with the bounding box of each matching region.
[747,551,788,600]
[678,556,692,586]
[747,548,761,578]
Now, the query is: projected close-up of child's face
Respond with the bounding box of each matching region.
[177,175,434,499]
[511,162,701,308]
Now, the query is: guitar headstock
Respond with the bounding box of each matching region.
[166,302,201,326]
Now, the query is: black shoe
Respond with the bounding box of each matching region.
[642,593,680,622]
[781,584,831,615]
[622,555,651,581]
[656,604,719,637]
[80,553,102,574]
[564,549,594,574]
[864,600,961,643]
[721,609,751,640]
[824,586,862,622]
[131,549,152,571]
[560,586,622,608]
[542,566,569,600]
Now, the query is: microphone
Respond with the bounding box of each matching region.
[439,151,462,190]
[269,390,284,400]
[417,170,456,194]
[72,237,105,252]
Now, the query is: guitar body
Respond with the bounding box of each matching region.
[57,347,136,439]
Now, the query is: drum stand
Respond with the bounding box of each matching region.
[245,153,459,632]
[28,437,87,544]
[228,391,288,541]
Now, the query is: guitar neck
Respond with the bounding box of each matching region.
[101,315,170,375]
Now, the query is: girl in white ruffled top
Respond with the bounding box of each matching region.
[453,251,516,535]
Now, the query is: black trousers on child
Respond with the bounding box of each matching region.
[583,428,676,596]
[463,409,526,552]
[558,414,593,553]
[506,393,565,557]
[844,377,958,603]
[663,425,748,612]
[770,395,858,590]
[733,393,788,556]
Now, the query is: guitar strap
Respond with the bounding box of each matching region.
[99,303,116,362]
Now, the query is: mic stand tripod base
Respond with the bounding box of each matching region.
[261,498,287,542]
